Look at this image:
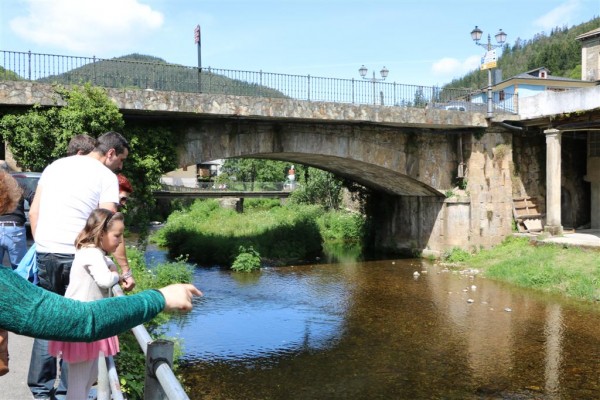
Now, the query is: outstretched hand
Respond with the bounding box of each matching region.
[158,284,203,312]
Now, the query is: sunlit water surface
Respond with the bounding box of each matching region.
[147,251,600,400]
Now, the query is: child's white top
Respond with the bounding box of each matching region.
[64,246,119,302]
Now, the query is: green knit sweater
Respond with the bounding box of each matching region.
[0,266,165,341]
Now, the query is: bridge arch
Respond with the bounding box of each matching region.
[178,119,460,197]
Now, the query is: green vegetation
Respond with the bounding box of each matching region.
[151,198,365,268]
[289,168,344,210]
[0,66,21,81]
[231,245,262,272]
[443,236,600,303]
[114,247,194,399]
[0,84,124,171]
[445,17,600,90]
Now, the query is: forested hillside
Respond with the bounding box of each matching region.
[36,53,287,98]
[445,17,600,90]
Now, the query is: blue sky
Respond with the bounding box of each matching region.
[1,0,599,87]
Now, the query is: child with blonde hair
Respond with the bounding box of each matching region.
[49,208,126,399]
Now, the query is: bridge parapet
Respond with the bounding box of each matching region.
[0,80,493,129]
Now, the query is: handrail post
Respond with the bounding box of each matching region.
[144,339,179,400]
[27,50,31,81]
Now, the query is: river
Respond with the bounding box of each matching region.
[150,251,600,399]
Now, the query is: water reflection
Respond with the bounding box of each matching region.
[158,256,600,399]
[164,265,348,363]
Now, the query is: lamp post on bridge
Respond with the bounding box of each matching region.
[358,65,389,105]
[470,26,507,119]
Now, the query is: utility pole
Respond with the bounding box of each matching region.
[195,24,202,93]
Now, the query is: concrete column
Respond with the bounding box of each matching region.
[586,154,600,229]
[545,129,562,235]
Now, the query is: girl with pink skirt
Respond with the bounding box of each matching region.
[49,209,126,400]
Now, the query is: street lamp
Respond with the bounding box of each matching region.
[470,26,507,118]
[359,65,389,105]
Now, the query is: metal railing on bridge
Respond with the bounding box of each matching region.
[0,50,517,112]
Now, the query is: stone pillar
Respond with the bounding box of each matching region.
[545,129,562,235]
[585,133,600,229]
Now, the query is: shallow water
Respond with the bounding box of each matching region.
[156,255,600,399]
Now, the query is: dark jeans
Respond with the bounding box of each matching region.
[28,252,74,399]
[36,252,75,296]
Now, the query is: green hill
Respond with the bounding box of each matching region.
[36,53,287,98]
[445,17,600,90]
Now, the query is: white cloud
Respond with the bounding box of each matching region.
[534,0,581,30]
[431,55,481,82]
[9,0,163,53]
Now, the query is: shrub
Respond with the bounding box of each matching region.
[317,211,365,242]
[443,247,472,262]
[231,245,262,272]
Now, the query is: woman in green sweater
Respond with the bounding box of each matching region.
[0,267,200,341]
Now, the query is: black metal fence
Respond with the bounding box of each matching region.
[0,50,517,112]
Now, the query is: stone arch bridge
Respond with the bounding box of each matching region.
[0,81,530,255]
[0,81,499,197]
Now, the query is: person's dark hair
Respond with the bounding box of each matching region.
[67,134,97,156]
[75,208,124,250]
[94,131,129,156]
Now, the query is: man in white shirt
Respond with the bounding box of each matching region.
[27,131,134,400]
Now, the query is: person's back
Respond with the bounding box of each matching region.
[34,155,118,255]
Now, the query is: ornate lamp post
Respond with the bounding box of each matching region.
[470,26,507,118]
[358,65,389,105]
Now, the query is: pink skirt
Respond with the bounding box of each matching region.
[49,336,119,364]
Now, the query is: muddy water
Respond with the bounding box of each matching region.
[159,257,600,399]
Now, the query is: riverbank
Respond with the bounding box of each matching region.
[446,234,600,303]
[151,199,364,267]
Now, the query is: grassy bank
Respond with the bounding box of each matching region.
[445,236,600,303]
[151,199,365,267]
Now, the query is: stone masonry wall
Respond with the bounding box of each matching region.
[370,128,515,256]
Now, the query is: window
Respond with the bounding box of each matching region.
[499,90,505,101]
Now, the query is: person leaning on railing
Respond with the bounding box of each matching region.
[0,268,200,341]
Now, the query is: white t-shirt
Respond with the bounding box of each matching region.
[35,155,119,254]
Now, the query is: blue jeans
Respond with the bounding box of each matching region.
[28,252,74,399]
[0,225,27,270]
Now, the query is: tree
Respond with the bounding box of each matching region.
[220,158,291,190]
[0,84,123,171]
[413,86,427,108]
[290,167,343,210]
